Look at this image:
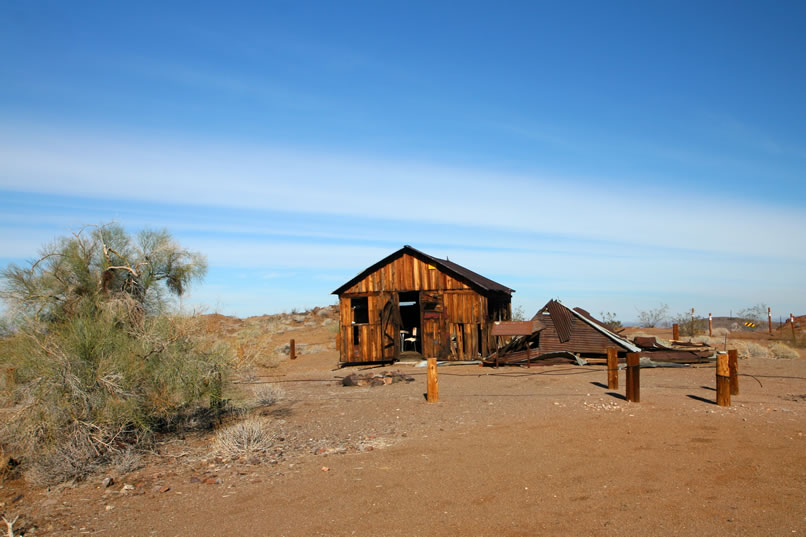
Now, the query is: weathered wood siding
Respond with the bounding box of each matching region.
[337,253,509,363]
[340,253,472,294]
[338,294,386,363]
[535,312,617,355]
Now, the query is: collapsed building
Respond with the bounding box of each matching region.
[488,299,716,366]
[488,299,640,365]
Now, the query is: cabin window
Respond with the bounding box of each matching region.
[351,297,369,324]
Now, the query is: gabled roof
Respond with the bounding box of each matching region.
[332,245,514,295]
[535,299,640,352]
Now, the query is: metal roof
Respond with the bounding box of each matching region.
[536,299,640,352]
[332,245,514,295]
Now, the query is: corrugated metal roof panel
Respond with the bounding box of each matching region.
[546,299,573,343]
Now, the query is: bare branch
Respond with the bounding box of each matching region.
[2,515,19,537]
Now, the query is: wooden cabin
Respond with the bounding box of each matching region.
[332,246,514,364]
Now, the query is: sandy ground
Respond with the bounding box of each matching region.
[2,324,806,537]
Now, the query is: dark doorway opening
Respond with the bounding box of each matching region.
[398,291,421,353]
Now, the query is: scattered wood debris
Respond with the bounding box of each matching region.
[632,336,716,364]
[341,371,415,387]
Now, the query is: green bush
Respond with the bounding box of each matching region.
[0,224,231,485]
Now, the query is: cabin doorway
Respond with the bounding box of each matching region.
[398,291,421,354]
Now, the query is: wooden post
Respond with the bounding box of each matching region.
[768,307,772,335]
[290,339,296,360]
[606,347,618,390]
[426,358,439,403]
[716,353,731,407]
[791,313,797,344]
[625,352,640,402]
[708,313,713,337]
[672,323,679,341]
[728,349,739,396]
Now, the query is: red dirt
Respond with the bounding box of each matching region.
[2,324,806,536]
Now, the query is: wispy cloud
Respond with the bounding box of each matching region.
[1,120,803,262]
[1,120,805,318]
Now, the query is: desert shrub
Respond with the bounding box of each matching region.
[713,327,730,337]
[214,418,274,457]
[770,343,799,360]
[637,304,669,328]
[253,384,285,407]
[739,304,768,325]
[732,341,770,360]
[691,335,721,346]
[233,322,280,369]
[25,427,103,486]
[0,224,231,484]
[112,448,144,475]
[599,312,623,332]
[511,305,527,321]
[672,313,707,337]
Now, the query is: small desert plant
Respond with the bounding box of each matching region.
[214,418,274,457]
[113,448,144,475]
[599,312,623,332]
[636,304,669,328]
[769,343,799,360]
[739,304,768,325]
[691,335,721,346]
[253,384,285,407]
[26,427,104,486]
[713,327,730,337]
[732,341,771,360]
[511,305,527,321]
[672,313,707,337]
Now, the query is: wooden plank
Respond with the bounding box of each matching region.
[491,320,543,336]
[464,322,473,359]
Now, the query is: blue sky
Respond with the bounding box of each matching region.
[1,1,805,322]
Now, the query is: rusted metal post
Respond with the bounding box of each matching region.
[728,349,739,396]
[426,358,439,403]
[716,353,731,407]
[625,352,640,402]
[708,313,713,337]
[290,338,296,360]
[606,347,618,390]
[768,307,772,335]
[672,323,679,341]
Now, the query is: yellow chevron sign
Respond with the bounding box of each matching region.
[744,321,756,328]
